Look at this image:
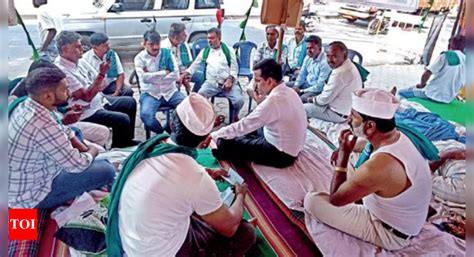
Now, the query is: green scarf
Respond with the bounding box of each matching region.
[157,48,175,73]
[179,43,191,67]
[272,44,288,61]
[354,122,439,168]
[296,37,307,68]
[201,42,232,82]
[8,96,27,117]
[444,51,461,66]
[106,49,119,79]
[352,61,370,83]
[106,133,220,256]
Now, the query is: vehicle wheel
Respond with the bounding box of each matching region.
[80,34,92,52]
[188,33,207,44]
[367,19,380,35]
[345,18,357,23]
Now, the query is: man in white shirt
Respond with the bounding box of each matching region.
[253,25,288,67]
[34,0,63,62]
[55,31,138,148]
[397,35,465,104]
[81,33,134,97]
[304,89,432,250]
[211,59,307,168]
[161,23,193,93]
[113,93,256,257]
[304,41,363,123]
[182,27,244,122]
[134,30,186,135]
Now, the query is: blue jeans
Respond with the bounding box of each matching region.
[36,160,116,209]
[398,87,429,99]
[198,81,244,120]
[140,91,185,134]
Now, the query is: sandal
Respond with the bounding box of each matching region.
[214,115,226,127]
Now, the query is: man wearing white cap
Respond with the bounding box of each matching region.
[109,93,256,257]
[304,89,432,250]
[304,41,362,123]
[211,59,307,168]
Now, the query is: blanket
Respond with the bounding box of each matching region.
[408,98,466,126]
[251,129,466,256]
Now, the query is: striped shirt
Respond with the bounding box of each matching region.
[8,98,93,208]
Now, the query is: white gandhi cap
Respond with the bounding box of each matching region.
[352,88,400,119]
[176,93,216,136]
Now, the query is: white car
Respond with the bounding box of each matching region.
[62,0,222,50]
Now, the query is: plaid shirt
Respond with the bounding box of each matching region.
[253,41,288,67]
[9,98,93,208]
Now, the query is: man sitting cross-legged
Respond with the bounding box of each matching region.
[107,93,256,257]
[304,89,432,251]
[304,41,362,123]
[211,59,307,168]
[134,30,185,135]
[8,67,116,210]
[397,35,465,104]
[181,27,244,122]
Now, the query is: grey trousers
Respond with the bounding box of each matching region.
[304,103,347,123]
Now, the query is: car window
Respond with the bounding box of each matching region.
[195,0,220,9]
[161,0,189,9]
[121,0,155,11]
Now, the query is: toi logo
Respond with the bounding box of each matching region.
[9,209,38,240]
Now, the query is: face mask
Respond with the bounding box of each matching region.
[351,123,366,139]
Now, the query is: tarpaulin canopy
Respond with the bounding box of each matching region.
[330,0,420,12]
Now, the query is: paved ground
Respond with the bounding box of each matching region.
[9,6,455,141]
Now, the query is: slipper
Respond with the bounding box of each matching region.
[214,115,226,127]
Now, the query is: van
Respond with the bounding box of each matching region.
[62,0,222,50]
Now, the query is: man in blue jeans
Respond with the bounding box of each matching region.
[397,35,465,104]
[8,67,115,209]
[134,30,185,134]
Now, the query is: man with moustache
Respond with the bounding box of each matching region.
[304,89,432,250]
[134,30,185,135]
[55,31,138,148]
[182,27,244,122]
[304,41,362,123]
[253,25,288,66]
[82,32,134,97]
[211,59,307,168]
[285,20,308,78]
[290,35,331,103]
[8,67,116,209]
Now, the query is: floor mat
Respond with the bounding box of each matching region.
[408,98,466,126]
[233,162,322,257]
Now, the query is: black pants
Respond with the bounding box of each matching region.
[83,95,136,148]
[102,81,134,97]
[212,132,297,168]
[176,215,256,257]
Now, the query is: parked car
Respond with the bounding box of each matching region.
[62,0,222,51]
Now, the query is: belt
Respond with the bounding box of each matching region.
[334,111,349,119]
[381,222,413,240]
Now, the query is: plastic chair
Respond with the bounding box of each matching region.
[348,49,363,65]
[232,41,257,81]
[191,38,209,59]
[132,70,173,140]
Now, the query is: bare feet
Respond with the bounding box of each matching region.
[390,86,397,95]
[248,217,258,227]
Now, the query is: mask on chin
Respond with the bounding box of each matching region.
[351,123,366,139]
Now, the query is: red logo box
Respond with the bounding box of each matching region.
[9,209,38,241]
